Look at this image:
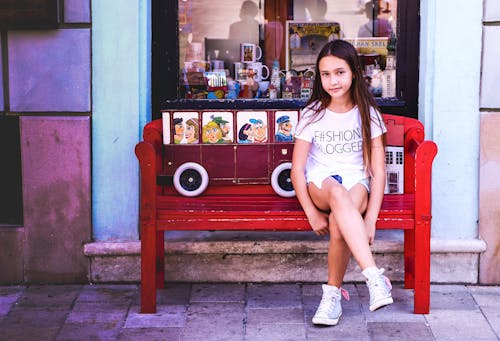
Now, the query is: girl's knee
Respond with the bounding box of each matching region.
[327,184,349,206]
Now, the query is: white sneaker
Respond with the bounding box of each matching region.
[312,284,350,326]
[363,267,394,311]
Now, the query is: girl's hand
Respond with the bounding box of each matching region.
[364,216,377,245]
[307,209,329,236]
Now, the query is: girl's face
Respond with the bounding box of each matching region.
[318,55,353,102]
[186,124,196,139]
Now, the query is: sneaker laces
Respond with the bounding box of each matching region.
[316,287,350,316]
[367,268,392,296]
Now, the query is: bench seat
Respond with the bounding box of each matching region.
[156,191,415,231]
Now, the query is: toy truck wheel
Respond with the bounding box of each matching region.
[173,162,209,197]
[271,162,295,197]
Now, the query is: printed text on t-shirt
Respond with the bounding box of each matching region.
[313,128,363,154]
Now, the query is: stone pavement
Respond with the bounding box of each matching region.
[0,283,499,341]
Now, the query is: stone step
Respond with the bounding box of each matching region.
[84,231,485,284]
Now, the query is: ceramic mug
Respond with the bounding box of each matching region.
[247,62,270,82]
[240,43,262,63]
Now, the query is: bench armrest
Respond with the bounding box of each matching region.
[404,127,438,220]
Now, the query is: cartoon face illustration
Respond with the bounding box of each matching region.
[236,111,267,144]
[185,118,199,144]
[174,118,184,144]
[202,121,224,143]
[238,123,254,143]
[211,115,232,142]
[275,115,294,142]
[251,118,267,143]
[220,122,230,138]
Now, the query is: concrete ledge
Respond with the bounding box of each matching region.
[84,232,485,284]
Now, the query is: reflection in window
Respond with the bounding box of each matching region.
[178,0,398,100]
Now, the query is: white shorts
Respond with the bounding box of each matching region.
[308,173,370,192]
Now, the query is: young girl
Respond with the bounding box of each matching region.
[291,40,393,326]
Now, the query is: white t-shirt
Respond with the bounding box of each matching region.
[295,104,386,189]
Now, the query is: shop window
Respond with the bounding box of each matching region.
[153,0,419,117]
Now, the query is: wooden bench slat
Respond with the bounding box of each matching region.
[155,193,415,230]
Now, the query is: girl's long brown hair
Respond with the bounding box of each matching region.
[304,39,385,173]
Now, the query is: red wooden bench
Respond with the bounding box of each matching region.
[135,113,437,314]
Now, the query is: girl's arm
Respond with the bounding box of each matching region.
[291,139,329,235]
[364,135,386,244]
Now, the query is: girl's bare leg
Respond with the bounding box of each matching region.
[327,220,351,287]
[309,178,375,270]
[326,183,369,286]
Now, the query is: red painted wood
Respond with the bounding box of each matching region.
[135,142,158,313]
[404,229,415,289]
[136,114,438,314]
[156,231,165,289]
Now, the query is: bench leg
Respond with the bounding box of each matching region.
[141,223,157,313]
[413,221,431,314]
[156,231,165,289]
[404,229,415,289]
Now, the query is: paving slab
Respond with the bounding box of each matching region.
[481,306,500,337]
[247,283,302,308]
[14,285,81,310]
[425,309,498,340]
[428,284,478,310]
[118,327,182,341]
[245,322,307,341]
[154,283,191,305]
[468,285,500,307]
[190,283,245,303]
[367,321,434,341]
[182,302,245,340]
[0,326,60,341]
[246,307,305,324]
[0,283,498,340]
[77,284,137,303]
[124,305,187,328]
[56,322,122,341]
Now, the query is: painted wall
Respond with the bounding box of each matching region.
[0,0,92,283]
[92,0,151,241]
[420,0,482,240]
[479,0,500,284]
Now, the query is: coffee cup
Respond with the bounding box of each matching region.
[247,62,270,82]
[240,43,262,63]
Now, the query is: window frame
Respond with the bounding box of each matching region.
[152,0,419,118]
